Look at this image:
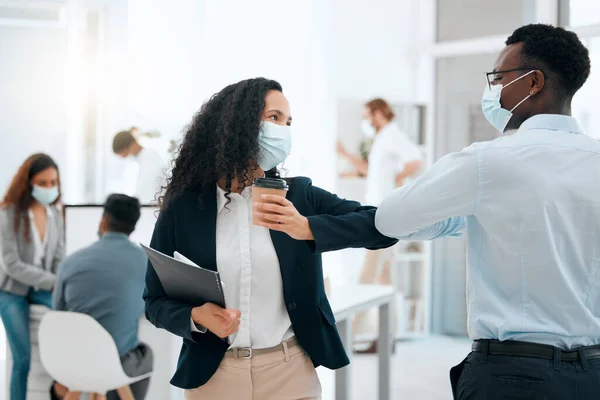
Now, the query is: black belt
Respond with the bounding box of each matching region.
[472,340,600,362]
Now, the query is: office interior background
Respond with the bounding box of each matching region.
[0,0,599,399]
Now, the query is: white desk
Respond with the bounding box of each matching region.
[330,284,394,400]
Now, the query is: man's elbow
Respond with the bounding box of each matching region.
[375,207,403,238]
[375,201,418,239]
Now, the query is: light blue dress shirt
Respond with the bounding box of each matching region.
[53,233,147,356]
[375,114,600,350]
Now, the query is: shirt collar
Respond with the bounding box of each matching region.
[518,114,583,135]
[102,232,129,240]
[216,184,252,214]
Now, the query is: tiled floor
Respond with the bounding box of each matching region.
[0,335,471,400]
[318,335,471,400]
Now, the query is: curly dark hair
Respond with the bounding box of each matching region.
[506,24,590,99]
[160,77,283,210]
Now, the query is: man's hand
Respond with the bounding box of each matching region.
[191,303,241,339]
[253,195,314,240]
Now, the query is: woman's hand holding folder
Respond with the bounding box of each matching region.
[192,303,241,338]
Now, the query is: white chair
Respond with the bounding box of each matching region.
[38,311,152,400]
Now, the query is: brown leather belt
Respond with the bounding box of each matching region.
[472,340,600,362]
[225,338,299,359]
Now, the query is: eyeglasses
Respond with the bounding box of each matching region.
[485,67,540,89]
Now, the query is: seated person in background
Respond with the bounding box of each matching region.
[112,128,165,204]
[50,194,153,400]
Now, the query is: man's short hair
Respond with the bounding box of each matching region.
[506,24,590,98]
[112,130,136,154]
[103,194,141,235]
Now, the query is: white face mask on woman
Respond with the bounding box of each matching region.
[257,121,292,171]
[31,185,59,205]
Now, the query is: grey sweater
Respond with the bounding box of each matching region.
[0,205,64,295]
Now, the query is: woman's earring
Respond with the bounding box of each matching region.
[530,90,534,95]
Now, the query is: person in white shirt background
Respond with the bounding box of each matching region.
[112,128,165,204]
[337,98,423,352]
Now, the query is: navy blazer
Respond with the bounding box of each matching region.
[143,177,397,389]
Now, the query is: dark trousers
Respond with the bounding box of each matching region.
[450,343,600,400]
[107,343,153,400]
[51,343,153,400]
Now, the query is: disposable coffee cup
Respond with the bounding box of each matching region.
[252,177,289,225]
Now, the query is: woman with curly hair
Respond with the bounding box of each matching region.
[144,77,396,399]
[0,153,64,400]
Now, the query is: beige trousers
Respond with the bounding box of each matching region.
[184,343,322,400]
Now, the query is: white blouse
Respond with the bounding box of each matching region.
[28,206,52,268]
[191,185,294,350]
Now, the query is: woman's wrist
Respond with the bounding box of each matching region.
[191,304,207,326]
[301,216,314,241]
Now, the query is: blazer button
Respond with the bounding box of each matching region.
[288,302,297,311]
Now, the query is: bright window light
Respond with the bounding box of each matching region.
[570,0,600,27]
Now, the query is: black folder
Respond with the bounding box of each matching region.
[141,244,226,308]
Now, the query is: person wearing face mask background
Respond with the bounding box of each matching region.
[375,24,600,399]
[337,98,423,352]
[337,98,423,193]
[112,128,165,204]
[143,77,397,400]
[0,153,65,400]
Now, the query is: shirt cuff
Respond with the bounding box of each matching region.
[190,316,207,333]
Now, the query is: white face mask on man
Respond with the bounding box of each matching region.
[257,121,292,171]
[481,69,536,133]
[361,119,376,138]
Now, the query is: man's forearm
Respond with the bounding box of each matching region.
[380,217,466,240]
[375,147,479,239]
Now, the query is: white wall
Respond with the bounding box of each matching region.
[437,0,526,41]
[126,0,203,137]
[325,0,420,103]
[0,24,69,199]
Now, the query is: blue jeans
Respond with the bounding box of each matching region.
[0,289,52,400]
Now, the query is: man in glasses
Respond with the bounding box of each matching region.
[375,24,600,399]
